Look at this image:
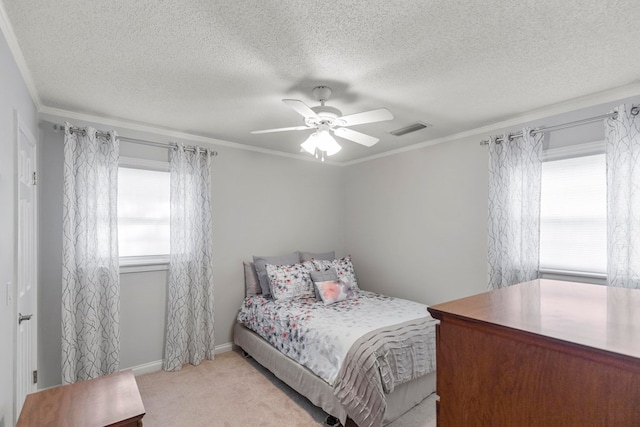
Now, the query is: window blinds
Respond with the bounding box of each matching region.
[539,153,607,275]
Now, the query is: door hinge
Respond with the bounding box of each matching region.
[32,370,37,384]
[32,171,38,186]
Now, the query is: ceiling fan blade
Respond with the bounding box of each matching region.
[338,108,394,126]
[333,128,379,147]
[251,125,312,134]
[282,99,319,120]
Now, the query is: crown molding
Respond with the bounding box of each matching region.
[40,79,640,169]
[39,105,341,166]
[0,2,42,109]
[37,81,640,168]
[343,82,640,166]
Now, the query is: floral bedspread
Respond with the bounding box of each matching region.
[237,291,436,385]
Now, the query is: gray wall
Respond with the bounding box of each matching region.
[0,30,38,426]
[37,124,64,389]
[37,122,345,387]
[344,136,489,305]
[342,95,640,307]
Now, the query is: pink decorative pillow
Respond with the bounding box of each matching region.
[314,279,354,305]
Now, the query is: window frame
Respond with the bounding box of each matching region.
[538,140,607,285]
[118,156,170,274]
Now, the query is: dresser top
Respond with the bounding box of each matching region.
[428,279,640,360]
[17,369,145,426]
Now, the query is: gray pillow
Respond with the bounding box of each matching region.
[243,261,261,296]
[310,268,339,283]
[300,250,335,262]
[253,251,301,297]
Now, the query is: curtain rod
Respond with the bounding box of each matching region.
[52,123,218,156]
[479,105,640,146]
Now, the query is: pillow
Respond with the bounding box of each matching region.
[309,268,339,299]
[300,250,335,262]
[312,255,359,291]
[253,251,300,297]
[310,267,338,283]
[265,263,315,301]
[243,262,261,296]
[314,279,354,305]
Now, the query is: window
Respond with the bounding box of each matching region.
[117,157,170,269]
[539,143,607,277]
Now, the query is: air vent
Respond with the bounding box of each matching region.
[390,122,430,136]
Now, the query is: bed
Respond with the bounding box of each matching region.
[233,252,437,427]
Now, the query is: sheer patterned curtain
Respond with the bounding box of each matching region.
[163,144,215,371]
[606,104,640,289]
[487,128,543,290]
[61,123,120,384]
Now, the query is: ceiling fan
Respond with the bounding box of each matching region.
[251,86,394,160]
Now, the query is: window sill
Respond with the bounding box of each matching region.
[539,268,607,286]
[120,255,169,274]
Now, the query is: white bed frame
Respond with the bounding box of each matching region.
[233,322,436,426]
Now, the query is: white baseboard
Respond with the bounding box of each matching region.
[129,360,164,376]
[214,342,234,354]
[128,342,235,377]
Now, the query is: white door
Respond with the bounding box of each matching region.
[15,112,37,418]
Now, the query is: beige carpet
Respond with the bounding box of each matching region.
[136,350,437,427]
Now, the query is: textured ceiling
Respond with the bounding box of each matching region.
[3,0,640,162]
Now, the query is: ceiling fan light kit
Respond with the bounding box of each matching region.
[251,86,394,160]
[301,129,342,161]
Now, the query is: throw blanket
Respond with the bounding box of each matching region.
[333,317,437,427]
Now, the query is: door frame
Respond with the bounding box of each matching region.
[13,110,38,421]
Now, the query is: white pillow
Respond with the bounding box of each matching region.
[253,251,301,297]
[265,262,315,301]
[312,255,359,290]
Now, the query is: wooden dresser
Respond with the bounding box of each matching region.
[427,279,640,427]
[17,370,145,427]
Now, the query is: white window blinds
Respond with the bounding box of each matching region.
[539,153,607,275]
[117,167,170,258]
